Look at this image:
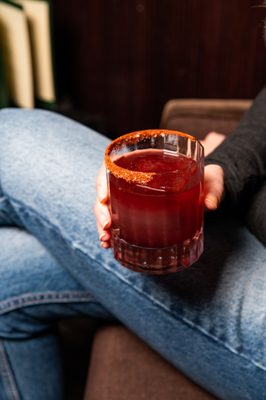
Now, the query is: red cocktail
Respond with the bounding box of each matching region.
[105,129,204,274]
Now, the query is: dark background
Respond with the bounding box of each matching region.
[52,0,266,136]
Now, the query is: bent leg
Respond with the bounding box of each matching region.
[0,109,265,399]
[0,226,113,400]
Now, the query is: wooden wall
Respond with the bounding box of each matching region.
[53,0,266,135]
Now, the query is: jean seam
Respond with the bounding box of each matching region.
[8,195,266,373]
[0,342,20,400]
[0,291,95,315]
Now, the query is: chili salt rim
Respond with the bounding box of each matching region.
[105,129,201,184]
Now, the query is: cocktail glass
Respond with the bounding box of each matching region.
[105,129,204,275]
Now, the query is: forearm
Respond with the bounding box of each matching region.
[205,86,266,206]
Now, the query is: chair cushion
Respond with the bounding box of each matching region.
[84,324,217,400]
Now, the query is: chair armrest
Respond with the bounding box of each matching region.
[160,99,252,140]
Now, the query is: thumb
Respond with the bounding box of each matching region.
[204,164,224,210]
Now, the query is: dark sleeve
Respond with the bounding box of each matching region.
[244,182,266,246]
[205,85,266,207]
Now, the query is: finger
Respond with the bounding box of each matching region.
[97,220,111,248]
[205,192,221,210]
[204,165,224,210]
[99,232,111,249]
[94,200,111,231]
[204,183,223,210]
[97,223,111,242]
[201,132,226,157]
[100,241,111,249]
[96,163,108,204]
[96,214,111,249]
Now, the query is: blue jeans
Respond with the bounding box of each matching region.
[0,109,265,400]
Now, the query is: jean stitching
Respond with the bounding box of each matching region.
[0,342,20,400]
[9,196,266,372]
[0,291,95,315]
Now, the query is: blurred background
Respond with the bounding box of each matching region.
[52,0,266,136]
[1,0,266,137]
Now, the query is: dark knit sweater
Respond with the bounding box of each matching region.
[205,86,266,245]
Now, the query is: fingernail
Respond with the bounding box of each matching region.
[205,195,218,209]
[103,220,110,230]
[100,241,110,249]
[100,232,109,241]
